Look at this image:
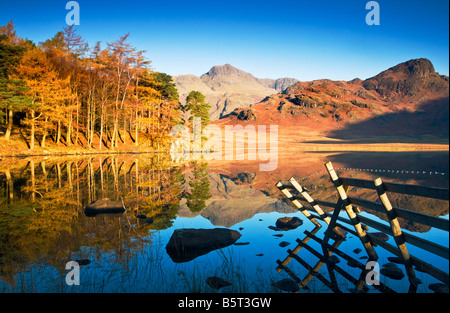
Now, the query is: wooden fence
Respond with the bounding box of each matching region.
[275,161,449,292]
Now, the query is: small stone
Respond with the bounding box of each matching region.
[428,283,449,293]
[234,242,250,246]
[347,259,360,268]
[387,256,404,264]
[370,232,389,242]
[328,255,340,265]
[271,278,300,292]
[382,262,398,268]
[74,259,91,266]
[275,216,303,230]
[279,241,290,247]
[380,267,405,280]
[353,248,362,254]
[206,276,231,290]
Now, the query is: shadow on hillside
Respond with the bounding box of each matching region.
[326,150,449,186]
[308,97,449,144]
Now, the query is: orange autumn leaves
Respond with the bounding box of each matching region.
[1,21,181,151]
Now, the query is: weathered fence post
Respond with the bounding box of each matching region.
[276,181,321,227]
[325,162,378,261]
[374,177,418,288]
[289,177,346,239]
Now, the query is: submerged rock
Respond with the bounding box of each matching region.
[271,278,300,292]
[84,198,125,217]
[74,259,91,266]
[428,283,449,293]
[234,241,250,246]
[275,216,303,230]
[165,228,241,263]
[347,259,360,268]
[328,255,341,265]
[380,267,405,280]
[387,256,404,264]
[370,232,390,242]
[206,276,231,290]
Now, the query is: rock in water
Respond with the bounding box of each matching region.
[380,267,405,280]
[271,278,300,292]
[74,259,91,266]
[428,283,449,293]
[275,216,303,230]
[84,198,125,217]
[165,228,241,263]
[370,232,390,242]
[328,255,340,265]
[206,276,231,290]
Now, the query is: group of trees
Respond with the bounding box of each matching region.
[0,21,211,151]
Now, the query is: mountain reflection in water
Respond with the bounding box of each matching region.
[0,151,448,292]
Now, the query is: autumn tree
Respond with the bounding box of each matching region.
[13,47,70,149]
[0,21,33,140]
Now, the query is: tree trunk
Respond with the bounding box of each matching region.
[41,117,48,148]
[67,110,72,146]
[56,120,61,145]
[99,107,104,149]
[4,109,13,140]
[30,110,35,150]
[135,110,139,147]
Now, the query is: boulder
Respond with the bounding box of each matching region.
[84,198,125,217]
[165,228,241,263]
[275,216,303,230]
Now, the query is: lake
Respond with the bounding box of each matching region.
[0,150,448,293]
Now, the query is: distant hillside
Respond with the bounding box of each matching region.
[219,58,449,142]
[174,64,299,120]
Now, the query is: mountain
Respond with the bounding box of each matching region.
[173,64,299,120]
[218,58,449,142]
[177,173,294,227]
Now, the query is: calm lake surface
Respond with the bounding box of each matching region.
[0,150,448,293]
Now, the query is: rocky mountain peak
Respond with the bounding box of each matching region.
[362,58,447,98]
[202,64,255,80]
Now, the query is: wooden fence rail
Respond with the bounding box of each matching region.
[276,161,449,291]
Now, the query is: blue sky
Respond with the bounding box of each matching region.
[1,0,449,80]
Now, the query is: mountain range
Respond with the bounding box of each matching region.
[217,58,449,142]
[173,64,299,120]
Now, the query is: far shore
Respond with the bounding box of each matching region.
[0,141,447,159]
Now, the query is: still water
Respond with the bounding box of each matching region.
[0,151,448,293]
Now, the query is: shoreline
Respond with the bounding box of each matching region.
[0,142,448,159]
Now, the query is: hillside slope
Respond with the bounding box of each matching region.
[218,58,449,143]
